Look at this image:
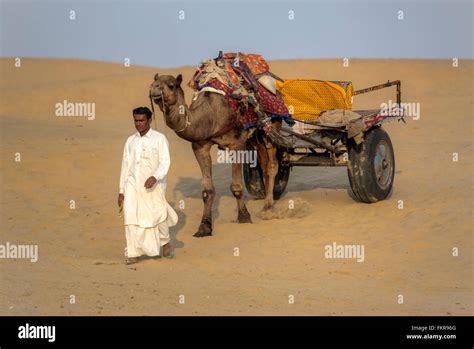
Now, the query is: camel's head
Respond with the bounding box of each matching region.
[149,73,183,107]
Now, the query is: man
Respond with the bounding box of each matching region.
[118,107,177,265]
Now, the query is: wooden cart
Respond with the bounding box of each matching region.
[244,80,405,203]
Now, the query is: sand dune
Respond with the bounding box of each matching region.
[0,58,472,315]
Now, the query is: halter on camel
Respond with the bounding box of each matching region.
[149,90,191,133]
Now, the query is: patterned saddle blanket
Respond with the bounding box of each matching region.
[188,52,295,129]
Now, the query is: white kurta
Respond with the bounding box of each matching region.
[119,128,177,257]
[125,222,169,258]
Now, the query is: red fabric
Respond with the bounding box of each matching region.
[192,52,290,129]
[257,85,289,116]
[206,79,289,129]
[223,52,269,76]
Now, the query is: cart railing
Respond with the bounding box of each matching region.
[353,80,401,107]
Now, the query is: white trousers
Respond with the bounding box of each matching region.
[125,221,170,258]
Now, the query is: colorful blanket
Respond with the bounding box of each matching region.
[277,79,354,121]
[189,52,294,129]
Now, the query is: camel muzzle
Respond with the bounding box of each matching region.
[149,91,163,101]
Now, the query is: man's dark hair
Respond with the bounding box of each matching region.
[133,107,153,119]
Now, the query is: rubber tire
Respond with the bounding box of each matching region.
[243,146,290,200]
[347,127,395,203]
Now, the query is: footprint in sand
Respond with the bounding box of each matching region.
[93,261,119,266]
[256,198,312,220]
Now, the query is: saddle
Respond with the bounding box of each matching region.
[188,52,295,130]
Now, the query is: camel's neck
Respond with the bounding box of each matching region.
[163,90,190,133]
[164,88,224,141]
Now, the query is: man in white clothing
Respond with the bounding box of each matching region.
[118,107,177,265]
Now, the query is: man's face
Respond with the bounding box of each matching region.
[133,113,151,133]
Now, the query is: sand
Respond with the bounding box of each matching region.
[0,58,472,315]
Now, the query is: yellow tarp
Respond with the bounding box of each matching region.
[277,80,353,121]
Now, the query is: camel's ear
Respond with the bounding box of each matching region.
[176,74,182,86]
[154,73,160,81]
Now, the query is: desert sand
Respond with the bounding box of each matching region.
[0,58,472,315]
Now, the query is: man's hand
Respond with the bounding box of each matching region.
[144,176,157,189]
[118,193,124,208]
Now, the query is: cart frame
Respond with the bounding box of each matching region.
[243,78,405,203]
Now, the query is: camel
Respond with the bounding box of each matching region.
[149,73,280,237]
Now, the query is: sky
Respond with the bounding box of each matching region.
[1,0,473,68]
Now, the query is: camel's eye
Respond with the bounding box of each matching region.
[168,84,175,89]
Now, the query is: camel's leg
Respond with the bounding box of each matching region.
[256,140,269,199]
[260,137,279,211]
[229,145,252,223]
[192,141,214,237]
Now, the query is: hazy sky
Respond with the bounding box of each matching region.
[1,0,472,68]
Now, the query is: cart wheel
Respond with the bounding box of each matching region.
[243,146,290,200]
[347,127,395,203]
